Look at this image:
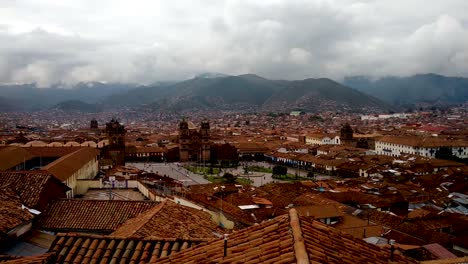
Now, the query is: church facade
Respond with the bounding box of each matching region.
[178,119,211,162]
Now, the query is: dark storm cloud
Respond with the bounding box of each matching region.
[0,0,467,85]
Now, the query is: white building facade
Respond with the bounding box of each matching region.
[375,137,468,159]
[306,134,341,145]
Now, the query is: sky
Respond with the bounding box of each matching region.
[1,0,468,86]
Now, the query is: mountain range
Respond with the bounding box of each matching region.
[101,74,388,112]
[0,73,466,113]
[0,82,137,111]
[344,74,468,105]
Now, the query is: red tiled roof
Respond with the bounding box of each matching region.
[420,257,468,264]
[39,199,158,233]
[156,213,296,264]
[42,148,100,181]
[295,204,344,219]
[0,171,68,209]
[299,216,416,263]
[0,253,55,264]
[233,142,269,153]
[0,146,33,171]
[0,187,34,236]
[135,147,165,153]
[156,209,417,264]
[47,233,208,263]
[363,210,452,246]
[112,199,224,239]
[422,243,457,260]
[23,146,83,158]
[335,214,384,239]
[251,197,273,206]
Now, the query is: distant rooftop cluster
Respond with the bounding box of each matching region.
[0,107,467,263]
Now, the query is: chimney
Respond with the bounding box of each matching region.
[223,234,228,257]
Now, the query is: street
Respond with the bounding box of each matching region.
[127,162,211,186]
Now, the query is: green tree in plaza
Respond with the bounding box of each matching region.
[272,165,287,175]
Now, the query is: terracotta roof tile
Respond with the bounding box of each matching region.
[42,148,100,181]
[0,253,56,263]
[39,199,158,233]
[420,257,468,264]
[295,205,344,219]
[156,214,295,264]
[23,146,84,158]
[156,209,417,264]
[334,214,383,239]
[300,216,416,264]
[0,187,34,236]
[0,146,33,171]
[47,233,206,264]
[111,199,224,239]
[0,171,68,209]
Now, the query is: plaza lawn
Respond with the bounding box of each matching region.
[247,166,272,173]
[186,166,220,175]
[206,175,253,185]
[272,174,308,181]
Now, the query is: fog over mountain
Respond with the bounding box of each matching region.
[1,1,468,86]
[344,74,468,105]
[0,74,392,112]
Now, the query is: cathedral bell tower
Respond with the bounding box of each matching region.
[340,123,354,145]
[199,120,211,161]
[105,119,126,166]
[200,120,210,137]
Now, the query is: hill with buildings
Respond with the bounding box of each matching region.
[0,96,20,112]
[104,74,388,112]
[51,100,102,113]
[262,78,390,112]
[344,73,468,105]
[0,74,427,113]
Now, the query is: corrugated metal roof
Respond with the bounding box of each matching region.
[423,243,457,259]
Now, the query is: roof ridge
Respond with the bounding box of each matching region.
[41,148,87,170]
[111,199,168,237]
[289,208,310,264]
[54,232,213,242]
[53,198,156,203]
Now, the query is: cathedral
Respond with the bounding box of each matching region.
[178,119,211,162]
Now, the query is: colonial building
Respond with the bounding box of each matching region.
[305,133,341,145]
[375,136,468,158]
[340,123,377,149]
[178,119,211,162]
[42,148,100,198]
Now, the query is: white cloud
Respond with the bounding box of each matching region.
[0,0,467,85]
